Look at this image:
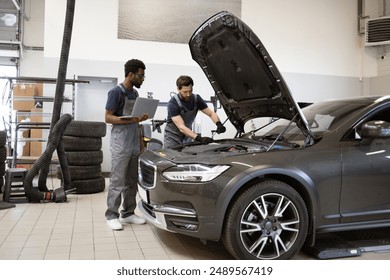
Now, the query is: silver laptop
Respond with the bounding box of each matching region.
[119,97,159,119]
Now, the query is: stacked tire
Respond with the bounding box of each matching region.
[60,120,106,194]
[0,130,7,192]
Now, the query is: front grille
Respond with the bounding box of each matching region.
[139,160,156,188]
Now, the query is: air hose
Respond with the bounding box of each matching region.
[23,0,75,202]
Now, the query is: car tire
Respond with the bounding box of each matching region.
[0,161,5,177]
[222,179,308,260]
[0,134,6,193]
[68,175,105,194]
[65,150,103,166]
[0,130,6,147]
[56,164,102,180]
[64,121,106,138]
[0,147,6,180]
[63,136,102,151]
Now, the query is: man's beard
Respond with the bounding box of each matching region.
[132,80,142,88]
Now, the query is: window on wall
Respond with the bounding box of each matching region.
[0,65,17,131]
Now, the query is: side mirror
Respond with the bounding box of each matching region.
[361,120,390,138]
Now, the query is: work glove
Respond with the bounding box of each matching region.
[216,121,226,134]
[195,135,214,144]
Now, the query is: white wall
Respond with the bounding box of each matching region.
[18,0,388,171]
[22,0,45,48]
[20,0,383,97]
[43,1,195,65]
[243,0,374,77]
[36,0,378,76]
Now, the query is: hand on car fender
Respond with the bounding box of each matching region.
[216,121,226,134]
[195,135,214,144]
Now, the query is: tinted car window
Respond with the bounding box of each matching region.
[346,105,390,140]
[302,101,368,132]
[246,100,369,141]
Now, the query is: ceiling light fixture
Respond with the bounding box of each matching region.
[1,14,17,27]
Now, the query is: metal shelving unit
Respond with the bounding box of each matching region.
[1,76,89,167]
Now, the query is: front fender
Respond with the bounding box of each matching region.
[213,164,319,239]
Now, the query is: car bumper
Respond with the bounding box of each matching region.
[137,193,198,232]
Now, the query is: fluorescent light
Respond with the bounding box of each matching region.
[1,14,17,26]
[0,49,19,57]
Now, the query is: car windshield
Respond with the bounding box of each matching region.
[244,99,369,141]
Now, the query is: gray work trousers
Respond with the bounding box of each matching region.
[105,123,140,220]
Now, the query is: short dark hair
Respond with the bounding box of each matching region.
[176,75,194,89]
[124,59,145,77]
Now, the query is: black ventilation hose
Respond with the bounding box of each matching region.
[24,114,72,202]
[24,0,75,202]
[51,0,75,125]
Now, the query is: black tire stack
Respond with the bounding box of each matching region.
[0,130,6,193]
[59,120,107,194]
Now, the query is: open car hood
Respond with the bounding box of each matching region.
[189,11,313,140]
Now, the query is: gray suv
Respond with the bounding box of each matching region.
[137,11,390,260]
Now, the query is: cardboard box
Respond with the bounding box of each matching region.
[30,142,42,157]
[36,83,43,96]
[22,142,30,156]
[22,130,30,156]
[30,108,43,120]
[13,101,35,111]
[13,83,43,110]
[12,84,45,158]
[29,108,43,157]
[13,83,38,97]
[17,111,31,122]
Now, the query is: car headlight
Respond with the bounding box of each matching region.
[162,164,230,182]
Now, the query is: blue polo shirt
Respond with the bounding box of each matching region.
[105,84,138,116]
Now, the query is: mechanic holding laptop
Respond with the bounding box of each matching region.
[164,75,226,148]
[104,59,149,230]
